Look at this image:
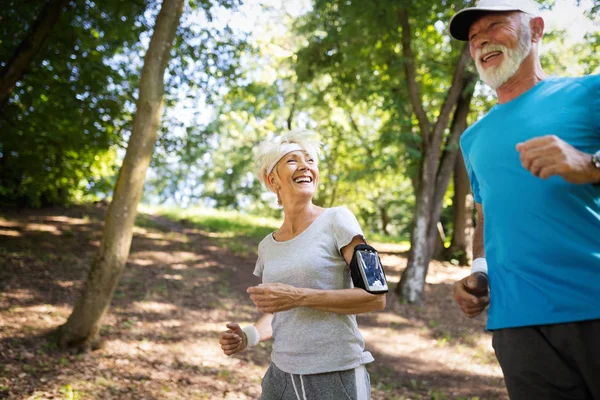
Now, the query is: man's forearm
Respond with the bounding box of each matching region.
[472,223,485,259]
[472,203,485,260]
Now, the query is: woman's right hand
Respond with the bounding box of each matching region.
[219,323,247,356]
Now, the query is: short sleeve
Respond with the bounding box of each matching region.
[253,249,264,278]
[332,207,365,253]
[461,145,482,204]
[590,75,600,136]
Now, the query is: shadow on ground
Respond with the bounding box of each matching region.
[0,205,506,399]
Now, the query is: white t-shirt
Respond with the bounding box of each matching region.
[254,206,374,375]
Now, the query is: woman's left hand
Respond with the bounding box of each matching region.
[247,283,305,313]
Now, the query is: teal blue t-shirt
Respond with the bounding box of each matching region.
[460,75,600,330]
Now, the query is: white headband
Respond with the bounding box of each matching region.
[266,143,305,175]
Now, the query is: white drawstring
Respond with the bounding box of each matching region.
[300,374,307,400]
[290,373,308,400]
[289,367,366,400]
[355,365,368,400]
[291,374,301,400]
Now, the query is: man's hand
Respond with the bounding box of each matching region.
[247,283,304,313]
[219,323,247,356]
[517,135,600,184]
[453,272,490,318]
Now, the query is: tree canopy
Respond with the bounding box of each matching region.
[1,0,597,268]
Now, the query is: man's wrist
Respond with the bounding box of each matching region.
[471,257,488,275]
[590,152,600,184]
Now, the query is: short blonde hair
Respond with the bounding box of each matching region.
[255,129,320,191]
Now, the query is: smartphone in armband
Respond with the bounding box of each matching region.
[350,244,389,294]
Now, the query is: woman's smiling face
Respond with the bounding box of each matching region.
[270,150,319,202]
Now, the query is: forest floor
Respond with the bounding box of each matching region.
[0,205,507,399]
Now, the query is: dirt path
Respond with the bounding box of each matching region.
[0,206,507,399]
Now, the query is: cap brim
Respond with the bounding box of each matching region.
[449,6,520,41]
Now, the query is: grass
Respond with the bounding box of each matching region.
[369,231,410,246]
[141,205,280,237]
[135,212,171,232]
[138,205,410,255]
[139,205,281,256]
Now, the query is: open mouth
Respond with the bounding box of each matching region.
[293,176,313,184]
[481,51,502,64]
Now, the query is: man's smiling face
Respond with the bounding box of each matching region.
[468,11,532,89]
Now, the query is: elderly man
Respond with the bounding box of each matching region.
[449,0,600,399]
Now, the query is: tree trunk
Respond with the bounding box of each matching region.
[380,205,390,235]
[55,0,185,351]
[422,79,475,260]
[448,150,474,265]
[0,0,71,110]
[432,222,445,260]
[399,146,436,303]
[399,80,474,303]
[396,12,474,303]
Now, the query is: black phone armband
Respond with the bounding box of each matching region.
[349,244,388,294]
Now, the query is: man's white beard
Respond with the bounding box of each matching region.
[475,29,532,89]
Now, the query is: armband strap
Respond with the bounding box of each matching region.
[349,244,389,294]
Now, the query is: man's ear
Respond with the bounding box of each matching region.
[531,17,544,42]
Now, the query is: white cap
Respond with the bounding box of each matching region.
[449,0,541,41]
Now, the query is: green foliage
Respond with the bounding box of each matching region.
[0,0,150,207]
[1,0,595,243]
[142,0,597,239]
[144,2,423,235]
[0,0,246,208]
[576,31,600,74]
[292,0,475,236]
[143,2,251,209]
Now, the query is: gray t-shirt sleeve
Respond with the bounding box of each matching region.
[332,207,365,254]
[253,244,264,278]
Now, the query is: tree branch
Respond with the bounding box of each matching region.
[398,9,430,145]
[427,72,476,255]
[436,73,476,187]
[427,44,471,163]
[287,89,298,130]
[346,107,374,160]
[0,0,71,110]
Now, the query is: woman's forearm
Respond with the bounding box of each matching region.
[254,313,274,342]
[299,288,386,314]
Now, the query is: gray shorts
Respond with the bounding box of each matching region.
[261,362,370,400]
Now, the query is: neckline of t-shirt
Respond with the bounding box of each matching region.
[269,207,333,244]
[492,76,557,110]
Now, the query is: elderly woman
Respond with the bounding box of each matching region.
[218,129,386,400]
